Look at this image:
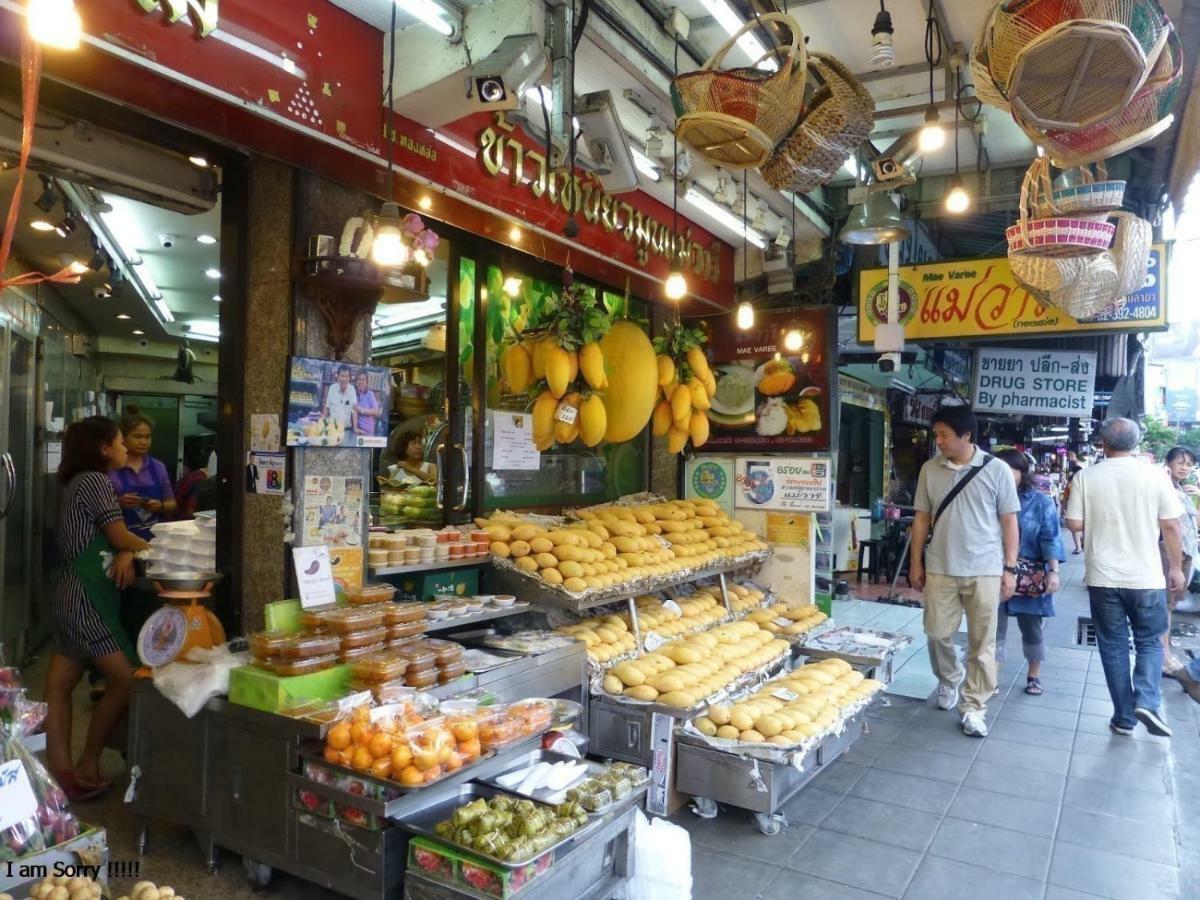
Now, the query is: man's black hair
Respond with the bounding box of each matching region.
[930,404,979,443]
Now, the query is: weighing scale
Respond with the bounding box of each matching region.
[136,572,226,670]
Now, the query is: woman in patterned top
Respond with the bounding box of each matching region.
[109,407,176,541]
[46,417,150,800]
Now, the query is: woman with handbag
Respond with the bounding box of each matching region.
[995,449,1066,696]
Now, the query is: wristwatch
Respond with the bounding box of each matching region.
[1003,565,1019,575]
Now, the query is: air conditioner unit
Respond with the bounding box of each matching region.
[0,101,217,215]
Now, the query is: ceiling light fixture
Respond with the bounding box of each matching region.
[196,233,217,245]
[502,276,522,298]
[713,168,734,206]
[736,301,754,330]
[212,295,221,303]
[394,0,455,37]
[871,2,895,67]
[919,106,945,153]
[29,219,55,232]
[918,2,945,154]
[783,329,804,353]
[751,203,767,233]
[665,34,688,303]
[644,124,664,158]
[945,68,970,215]
[698,0,776,70]
[54,212,77,238]
[154,298,174,323]
[509,226,521,242]
[34,175,59,213]
[839,191,909,245]
[664,271,688,301]
[65,260,88,275]
[373,2,412,269]
[188,155,209,168]
[131,329,145,335]
[418,196,433,210]
[116,313,130,320]
[27,0,82,50]
[204,267,221,279]
[631,147,661,182]
[685,189,767,248]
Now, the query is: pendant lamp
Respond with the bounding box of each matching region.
[839,192,909,245]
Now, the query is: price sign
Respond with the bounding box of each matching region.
[774,617,793,628]
[662,599,683,616]
[0,759,37,831]
[772,688,799,701]
[643,632,666,651]
[554,402,579,424]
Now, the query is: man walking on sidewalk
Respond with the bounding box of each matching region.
[1065,418,1185,737]
[909,405,1020,738]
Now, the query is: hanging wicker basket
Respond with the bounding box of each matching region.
[1052,211,1151,318]
[1007,158,1116,257]
[760,53,875,192]
[1033,160,1126,217]
[672,13,807,169]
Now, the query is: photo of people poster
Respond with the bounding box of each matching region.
[696,306,832,453]
[286,356,392,448]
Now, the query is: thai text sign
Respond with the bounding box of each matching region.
[858,246,1166,342]
[734,458,832,513]
[972,349,1097,417]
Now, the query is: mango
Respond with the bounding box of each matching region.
[671,382,692,430]
[688,377,710,411]
[501,343,532,394]
[579,394,607,447]
[689,410,710,448]
[545,344,572,398]
[579,342,607,389]
[688,347,716,395]
[652,400,672,437]
[668,426,688,454]
[567,350,579,385]
[599,322,659,442]
[656,354,676,387]
[532,389,558,442]
[555,392,581,444]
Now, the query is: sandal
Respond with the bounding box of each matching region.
[53,771,111,802]
[1025,677,1043,696]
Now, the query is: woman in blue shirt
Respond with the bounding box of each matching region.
[995,449,1065,696]
[108,407,176,541]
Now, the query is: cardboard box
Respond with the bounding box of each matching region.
[228,663,350,713]
[389,567,479,601]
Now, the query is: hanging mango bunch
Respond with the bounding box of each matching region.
[652,322,715,453]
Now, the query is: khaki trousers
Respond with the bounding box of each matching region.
[923,573,1002,714]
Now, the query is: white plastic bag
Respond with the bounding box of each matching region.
[152,644,248,718]
[617,809,693,900]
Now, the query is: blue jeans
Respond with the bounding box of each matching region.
[1088,587,1168,728]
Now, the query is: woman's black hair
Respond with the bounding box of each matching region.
[119,403,153,436]
[1166,446,1196,465]
[995,448,1031,490]
[58,416,120,484]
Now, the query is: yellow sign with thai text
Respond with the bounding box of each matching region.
[857,245,1167,343]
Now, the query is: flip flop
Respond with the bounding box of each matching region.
[1025,677,1043,696]
[54,772,110,802]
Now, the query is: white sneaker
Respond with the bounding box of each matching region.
[935,681,959,710]
[1174,596,1200,614]
[962,712,988,737]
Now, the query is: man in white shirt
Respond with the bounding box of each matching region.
[1065,418,1185,738]
[324,365,358,434]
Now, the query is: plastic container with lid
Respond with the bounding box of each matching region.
[438,660,467,682]
[403,547,421,564]
[271,653,339,676]
[388,620,426,641]
[250,655,279,671]
[404,667,439,688]
[382,603,427,626]
[276,633,341,658]
[367,549,388,567]
[338,625,388,650]
[393,643,438,672]
[298,605,340,632]
[423,639,464,666]
[321,606,386,633]
[337,642,386,663]
[248,630,294,658]
[388,550,406,565]
[345,583,397,606]
[349,650,410,683]
[434,544,450,562]
[508,699,554,735]
[478,713,521,751]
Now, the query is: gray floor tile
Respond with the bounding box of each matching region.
[760,873,895,900]
[1044,651,1093,670]
[820,795,941,852]
[976,736,1072,775]
[901,855,1044,900]
[785,829,921,899]
[995,702,1079,730]
[1044,888,1107,900]
[1067,754,1171,794]
[1072,730,1172,761]
[890,721,984,760]
[868,743,973,785]
[1035,665,1089,684]
[848,768,959,815]
[947,785,1060,838]
[988,718,1077,750]
[1005,688,1083,712]
[1084,683,1116,701]
[928,817,1053,881]
[841,737,891,767]
[1062,775,1176,826]
[1033,679,1087,697]
[860,718,905,743]
[678,809,816,864]
[810,760,869,795]
[1076,712,1121,735]
[1080,697,1115,717]
[867,699,923,725]
[964,758,1067,802]
[691,848,790,898]
[780,786,845,828]
[1057,806,1177,865]
[1049,841,1180,900]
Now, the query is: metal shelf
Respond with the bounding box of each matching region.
[424,602,532,633]
[370,557,486,577]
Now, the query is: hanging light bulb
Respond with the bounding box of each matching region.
[783,329,804,353]
[918,106,945,153]
[945,180,970,213]
[413,247,431,267]
[664,270,688,301]
[502,276,522,297]
[371,201,409,267]
[28,0,82,50]
[736,301,754,330]
[871,4,895,67]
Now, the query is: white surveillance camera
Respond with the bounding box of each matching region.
[878,351,901,373]
[158,233,175,249]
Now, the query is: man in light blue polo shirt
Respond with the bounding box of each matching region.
[910,405,1020,737]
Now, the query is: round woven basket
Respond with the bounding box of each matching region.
[1008,158,1116,257]
[671,13,807,169]
[1033,161,1126,216]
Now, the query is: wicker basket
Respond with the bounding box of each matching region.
[1036,23,1181,167]
[1008,158,1116,257]
[1007,19,1150,131]
[971,5,1011,112]
[760,53,875,192]
[672,13,807,169]
[1033,160,1126,216]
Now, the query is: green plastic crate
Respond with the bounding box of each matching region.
[227,663,351,713]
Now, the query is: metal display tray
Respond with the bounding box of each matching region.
[391,782,603,870]
[798,626,912,667]
[478,749,630,812]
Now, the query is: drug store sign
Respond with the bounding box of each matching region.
[972,349,1097,418]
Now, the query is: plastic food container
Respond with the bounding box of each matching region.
[508,699,554,735]
[388,621,427,641]
[405,667,439,688]
[368,549,388,567]
[275,633,341,659]
[248,630,294,658]
[337,642,386,663]
[346,584,397,605]
[438,661,467,682]
[383,602,428,626]
[449,542,466,560]
[389,550,407,565]
[435,545,451,562]
[491,595,517,608]
[299,606,339,631]
[384,533,408,549]
[414,533,437,549]
[394,644,438,672]
[250,655,279,671]
[368,533,389,549]
[338,625,388,650]
[425,606,450,621]
[322,607,386,633]
[271,653,339,676]
[424,639,464,666]
[473,541,490,557]
[478,713,521,750]
[349,650,410,683]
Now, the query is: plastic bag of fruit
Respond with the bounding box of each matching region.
[0,709,81,862]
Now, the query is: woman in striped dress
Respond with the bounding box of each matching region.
[46,417,150,800]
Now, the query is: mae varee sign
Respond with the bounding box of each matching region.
[972,349,1098,417]
[857,245,1167,342]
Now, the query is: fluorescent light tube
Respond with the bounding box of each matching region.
[685,189,766,248]
[698,0,777,70]
[631,147,661,182]
[395,0,454,36]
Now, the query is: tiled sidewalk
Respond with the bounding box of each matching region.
[672,555,1200,899]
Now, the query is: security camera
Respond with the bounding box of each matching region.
[137,337,150,348]
[92,285,112,300]
[158,233,175,249]
[878,351,901,373]
[872,157,903,181]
